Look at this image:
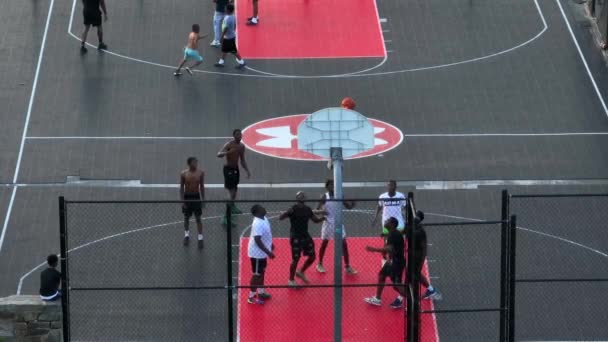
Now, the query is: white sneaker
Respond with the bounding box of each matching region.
[316,264,326,273]
[210,40,220,47]
[288,280,298,288]
[295,271,310,284]
[345,266,358,275]
[364,296,382,306]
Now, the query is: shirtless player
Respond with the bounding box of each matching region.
[180,157,205,248]
[174,24,208,76]
[217,129,251,217]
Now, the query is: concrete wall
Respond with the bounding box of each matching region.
[0,296,62,342]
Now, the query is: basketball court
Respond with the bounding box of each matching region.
[1,0,608,340]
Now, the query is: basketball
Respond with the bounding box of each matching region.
[341,97,356,110]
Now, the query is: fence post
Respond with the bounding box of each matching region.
[331,147,344,342]
[58,197,70,342]
[226,203,235,342]
[499,190,510,342]
[507,215,517,342]
[406,192,420,342]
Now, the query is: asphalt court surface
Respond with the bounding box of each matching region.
[1,0,608,340]
[5,0,608,183]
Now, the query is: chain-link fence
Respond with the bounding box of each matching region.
[57,191,608,341]
[60,197,424,342]
[510,194,608,341]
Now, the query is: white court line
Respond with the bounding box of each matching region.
[16,212,282,294]
[16,218,185,294]
[26,136,231,140]
[426,212,608,258]
[0,0,55,253]
[25,132,608,140]
[5,179,608,190]
[66,0,547,79]
[556,0,608,117]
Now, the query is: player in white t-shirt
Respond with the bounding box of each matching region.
[247,204,275,305]
[371,180,407,235]
[371,180,407,265]
[316,179,357,275]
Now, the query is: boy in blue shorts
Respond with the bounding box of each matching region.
[174,24,208,76]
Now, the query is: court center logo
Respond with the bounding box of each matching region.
[242,114,403,161]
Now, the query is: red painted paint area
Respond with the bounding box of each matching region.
[235,0,386,59]
[241,114,403,161]
[238,237,439,342]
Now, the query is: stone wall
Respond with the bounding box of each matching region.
[0,296,62,342]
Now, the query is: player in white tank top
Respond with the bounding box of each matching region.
[315,180,357,275]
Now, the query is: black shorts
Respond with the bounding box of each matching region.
[221,38,238,54]
[290,235,315,260]
[250,258,267,275]
[381,260,405,283]
[83,10,102,27]
[182,193,202,217]
[223,166,240,190]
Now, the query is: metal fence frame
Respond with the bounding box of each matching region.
[509,192,608,341]
[57,191,552,342]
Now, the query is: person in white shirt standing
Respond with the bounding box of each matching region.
[247,204,275,305]
[371,180,407,264]
[372,180,407,235]
[316,179,357,275]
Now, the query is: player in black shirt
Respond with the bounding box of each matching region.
[409,211,438,299]
[364,217,407,309]
[80,0,108,53]
[279,191,325,287]
[39,254,62,301]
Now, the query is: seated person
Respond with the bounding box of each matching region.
[39,254,61,301]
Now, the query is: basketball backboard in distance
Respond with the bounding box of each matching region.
[297,108,375,160]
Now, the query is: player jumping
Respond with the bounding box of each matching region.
[316,179,357,275]
[279,191,326,287]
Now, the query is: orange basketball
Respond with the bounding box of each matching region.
[341,97,356,110]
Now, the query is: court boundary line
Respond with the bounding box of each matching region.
[0,0,55,253]
[556,0,608,117]
[5,179,608,190]
[24,131,608,140]
[66,0,547,79]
